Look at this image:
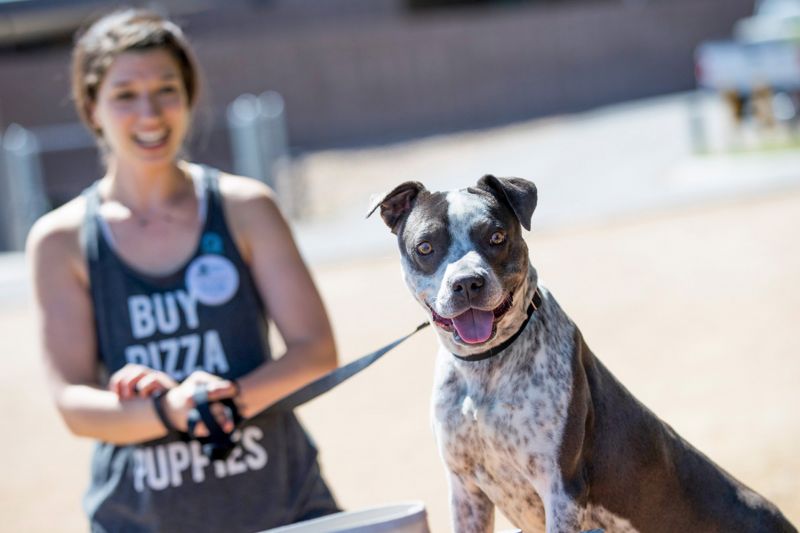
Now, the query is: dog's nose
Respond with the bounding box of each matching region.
[451,274,485,299]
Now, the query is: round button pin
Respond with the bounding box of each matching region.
[185,255,239,306]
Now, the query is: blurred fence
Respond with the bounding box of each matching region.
[0,93,290,251]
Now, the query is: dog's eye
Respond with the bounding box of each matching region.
[490,231,506,245]
[416,241,433,255]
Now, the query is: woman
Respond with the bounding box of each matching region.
[26,9,340,532]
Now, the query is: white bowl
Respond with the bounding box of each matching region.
[262,502,430,533]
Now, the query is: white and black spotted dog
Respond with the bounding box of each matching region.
[368,176,796,533]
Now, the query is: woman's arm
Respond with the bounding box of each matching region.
[220,176,338,418]
[27,203,232,444]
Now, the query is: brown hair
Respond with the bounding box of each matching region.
[71,8,201,136]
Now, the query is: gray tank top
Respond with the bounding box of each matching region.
[80,165,337,532]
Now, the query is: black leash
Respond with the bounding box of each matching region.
[190,321,430,459]
[188,390,244,461]
[192,289,542,459]
[266,321,430,413]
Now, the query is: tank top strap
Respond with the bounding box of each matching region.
[199,164,226,230]
[199,163,222,192]
[194,165,252,277]
[199,165,223,234]
[79,182,103,264]
[79,182,115,370]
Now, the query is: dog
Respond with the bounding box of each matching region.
[368,175,796,533]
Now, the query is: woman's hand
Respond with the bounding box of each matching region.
[162,370,239,436]
[109,364,178,400]
[110,367,238,438]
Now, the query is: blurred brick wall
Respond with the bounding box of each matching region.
[0,0,753,208]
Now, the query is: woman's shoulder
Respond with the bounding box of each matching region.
[215,171,284,226]
[212,171,293,261]
[26,195,88,260]
[216,171,277,206]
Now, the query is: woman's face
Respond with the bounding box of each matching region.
[90,48,190,168]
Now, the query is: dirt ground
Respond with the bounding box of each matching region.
[2,187,799,532]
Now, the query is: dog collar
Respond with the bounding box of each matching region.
[452,288,542,363]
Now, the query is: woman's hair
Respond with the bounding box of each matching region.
[71,8,201,136]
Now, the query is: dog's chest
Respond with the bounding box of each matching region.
[432,336,573,528]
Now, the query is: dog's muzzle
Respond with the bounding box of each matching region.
[428,293,513,344]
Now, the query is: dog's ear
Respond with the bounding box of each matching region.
[366,181,427,234]
[476,175,537,231]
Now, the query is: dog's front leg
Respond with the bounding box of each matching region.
[542,490,584,533]
[448,472,494,533]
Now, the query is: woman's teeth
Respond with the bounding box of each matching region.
[134,130,168,146]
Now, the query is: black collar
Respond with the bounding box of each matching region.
[452,288,542,363]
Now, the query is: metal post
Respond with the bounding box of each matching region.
[227,93,268,184]
[258,91,295,216]
[1,124,51,250]
[258,90,290,178]
[688,91,708,155]
[0,129,7,251]
[227,91,295,215]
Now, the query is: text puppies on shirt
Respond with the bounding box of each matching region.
[132,426,268,492]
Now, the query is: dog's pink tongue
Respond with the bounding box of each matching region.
[452,308,494,344]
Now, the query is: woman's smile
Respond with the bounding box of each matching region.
[132,127,170,149]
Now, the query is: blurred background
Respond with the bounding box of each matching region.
[1,0,799,531]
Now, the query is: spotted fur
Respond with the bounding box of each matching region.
[369,177,797,533]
